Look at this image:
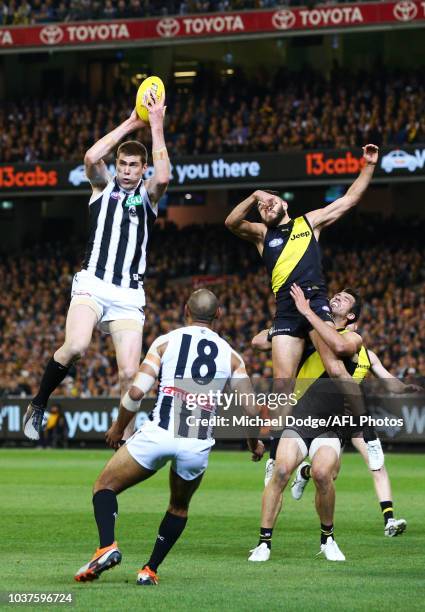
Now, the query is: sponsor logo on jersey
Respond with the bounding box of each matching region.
[290,230,310,240]
[268,238,284,247]
[126,194,143,206]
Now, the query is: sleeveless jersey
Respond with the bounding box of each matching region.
[83,177,157,289]
[150,325,236,440]
[262,215,326,308]
[291,330,371,435]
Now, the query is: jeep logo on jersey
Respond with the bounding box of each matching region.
[290,231,310,240]
[125,194,142,207]
[268,238,284,248]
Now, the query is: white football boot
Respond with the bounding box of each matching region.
[385,518,407,537]
[319,537,346,561]
[264,459,275,486]
[248,543,271,562]
[367,438,385,470]
[291,461,311,500]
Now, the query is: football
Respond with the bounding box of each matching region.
[136,75,165,123]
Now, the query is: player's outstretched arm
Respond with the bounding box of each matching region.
[225,191,267,245]
[144,91,170,204]
[84,108,146,195]
[306,144,379,233]
[290,284,362,357]
[369,350,423,394]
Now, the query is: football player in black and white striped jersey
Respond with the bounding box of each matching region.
[74,289,264,585]
[24,91,169,441]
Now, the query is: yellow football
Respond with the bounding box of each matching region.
[136,75,165,123]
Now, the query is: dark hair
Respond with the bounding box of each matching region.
[116,140,148,164]
[343,287,362,321]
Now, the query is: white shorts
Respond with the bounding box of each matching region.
[70,269,145,333]
[282,429,342,461]
[126,421,215,481]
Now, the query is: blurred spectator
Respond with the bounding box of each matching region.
[39,403,68,448]
[0,1,381,25]
[0,215,424,398]
[1,67,424,162]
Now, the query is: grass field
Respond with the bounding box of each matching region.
[1,449,425,611]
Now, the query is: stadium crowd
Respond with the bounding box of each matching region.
[1,68,424,163]
[1,215,424,398]
[0,0,370,25]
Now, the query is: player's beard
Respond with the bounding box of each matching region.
[264,209,285,228]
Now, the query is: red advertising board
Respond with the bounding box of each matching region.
[0,1,424,51]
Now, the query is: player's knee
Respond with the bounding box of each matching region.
[311,465,333,488]
[63,339,88,360]
[272,464,291,488]
[118,365,138,385]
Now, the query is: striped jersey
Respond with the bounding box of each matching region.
[83,177,157,289]
[149,325,243,440]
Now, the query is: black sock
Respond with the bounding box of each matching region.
[380,501,394,525]
[258,527,273,549]
[93,490,118,548]
[320,523,334,545]
[301,464,311,480]
[362,420,377,443]
[32,357,70,408]
[146,511,187,572]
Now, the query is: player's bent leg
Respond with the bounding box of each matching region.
[111,324,143,440]
[24,303,99,441]
[138,468,204,586]
[249,435,306,562]
[75,447,155,583]
[310,439,345,561]
[351,436,406,536]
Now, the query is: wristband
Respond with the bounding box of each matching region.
[121,391,141,413]
[133,371,156,394]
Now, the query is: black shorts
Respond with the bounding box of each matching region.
[269,290,333,339]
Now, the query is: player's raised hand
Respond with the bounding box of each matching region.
[290,283,311,316]
[144,89,166,127]
[362,144,379,165]
[129,108,147,130]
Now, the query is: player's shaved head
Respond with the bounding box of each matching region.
[187,289,219,323]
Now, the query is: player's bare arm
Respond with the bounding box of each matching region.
[105,339,168,448]
[369,350,423,394]
[143,91,170,204]
[290,284,362,357]
[84,108,146,194]
[306,144,379,236]
[225,191,267,248]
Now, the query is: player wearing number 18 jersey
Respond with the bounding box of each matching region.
[75,289,263,585]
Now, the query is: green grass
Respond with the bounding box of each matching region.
[1,449,424,611]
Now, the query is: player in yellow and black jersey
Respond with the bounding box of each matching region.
[248,287,420,563]
[225,145,379,432]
